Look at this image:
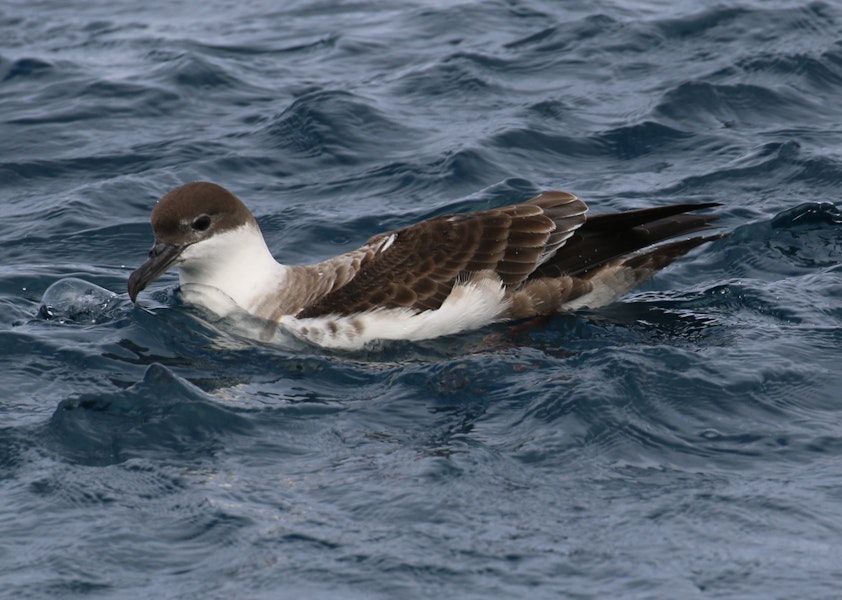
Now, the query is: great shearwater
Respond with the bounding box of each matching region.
[128,182,723,349]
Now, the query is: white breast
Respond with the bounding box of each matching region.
[177,223,288,315]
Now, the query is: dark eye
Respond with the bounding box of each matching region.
[191,214,212,231]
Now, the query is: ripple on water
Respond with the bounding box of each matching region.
[45,364,254,466]
[261,89,423,167]
[4,0,842,598]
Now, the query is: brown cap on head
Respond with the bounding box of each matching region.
[150,181,257,245]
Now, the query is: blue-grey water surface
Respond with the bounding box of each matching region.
[3,1,842,598]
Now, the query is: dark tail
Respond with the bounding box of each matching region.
[535,203,723,278]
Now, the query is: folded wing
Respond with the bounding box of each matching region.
[296,191,588,317]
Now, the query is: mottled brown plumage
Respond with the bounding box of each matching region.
[294,193,723,320]
[129,182,725,348]
[297,191,587,317]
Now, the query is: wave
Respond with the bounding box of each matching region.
[44,363,254,466]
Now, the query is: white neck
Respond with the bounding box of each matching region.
[177,223,287,313]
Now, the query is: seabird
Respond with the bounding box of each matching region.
[128,182,724,349]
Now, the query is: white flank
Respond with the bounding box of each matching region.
[279,277,509,350]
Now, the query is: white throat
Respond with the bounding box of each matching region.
[177,223,286,313]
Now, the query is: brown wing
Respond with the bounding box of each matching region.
[296,191,587,318]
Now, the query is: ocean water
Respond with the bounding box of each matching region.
[2,0,842,597]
